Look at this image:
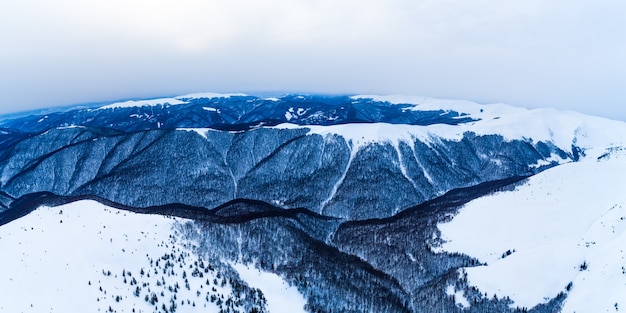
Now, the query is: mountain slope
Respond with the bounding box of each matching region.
[0,94,475,134]
[437,148,626,311]
[0,200,302,313]
[2,94,621,219]
[0,124,568,219]
[1,93,626,312]
[0,193,416,312]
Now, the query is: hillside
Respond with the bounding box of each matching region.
[1,93,625,312]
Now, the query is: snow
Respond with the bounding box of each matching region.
[318,135,359,214]
[393,141,420,198]
[351,95,626,159]
[436,149,626,311]
[96,93,626,161]
[232,263,307,313]
[446,284,470,308]
[100,97,187,109]
[202,107,220,113]
[178,128,211,139]
[277,123,423,152]
[57,125,86,130]
[284,107,311,121]
[99,92,246,110]
[6,93,626,312]
[273,106,626,174]
[0,200,176,312]
[528,152,568,169]
[0,200,282,312]
[176,92,246,99]
[276,113,626,164]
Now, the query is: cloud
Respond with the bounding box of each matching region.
[0,0,625,120]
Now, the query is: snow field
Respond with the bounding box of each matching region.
[99,93,246,110]
[437,151,626,311]
[0,200,299,313]
[352,95,626,158]
[232,263,306,313]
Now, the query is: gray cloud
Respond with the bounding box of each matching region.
[1,0,625,120]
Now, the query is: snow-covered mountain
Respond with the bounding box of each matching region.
[0,93,625,312]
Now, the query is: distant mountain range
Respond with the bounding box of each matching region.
[1,93,625,312]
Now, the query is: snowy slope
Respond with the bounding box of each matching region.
[0,200,305,313]
[437,148,626,311]
[233,264,307,313]
[8,92,626,164]
[95,92,626,156]
[3,92,626,312]
[293,95,626,159]
[99,93,246,109]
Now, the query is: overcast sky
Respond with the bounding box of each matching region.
[1,0,625,120]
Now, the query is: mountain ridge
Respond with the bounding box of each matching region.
[1,93,626,312]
